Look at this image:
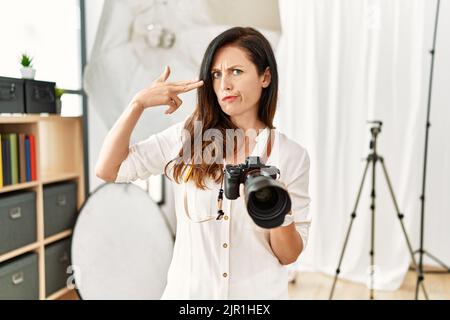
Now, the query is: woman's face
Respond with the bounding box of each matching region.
[211,45,270,119]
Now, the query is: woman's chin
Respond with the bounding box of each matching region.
[220,106,241,118]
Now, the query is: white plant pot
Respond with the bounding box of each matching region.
[20,67,36,79]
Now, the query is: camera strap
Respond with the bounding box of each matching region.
[216,173,225,220]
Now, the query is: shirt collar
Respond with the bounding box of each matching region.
[251,126,270,157]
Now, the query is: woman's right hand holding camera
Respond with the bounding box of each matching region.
[130,65,204,115]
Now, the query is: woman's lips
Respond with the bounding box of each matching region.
[222,96,238,103]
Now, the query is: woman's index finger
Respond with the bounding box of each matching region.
[170,79,201,86]
[174,80,204,93]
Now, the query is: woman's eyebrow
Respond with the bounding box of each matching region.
[211,65,245,71]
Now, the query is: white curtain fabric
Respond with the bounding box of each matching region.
[275,0,450,291]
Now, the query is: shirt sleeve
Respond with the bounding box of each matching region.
[286,149,311,249]
[114,121,185,183]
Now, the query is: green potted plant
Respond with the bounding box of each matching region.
[20,53,36,79]
[55,87,65,114]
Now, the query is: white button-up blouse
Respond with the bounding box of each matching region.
[114,119,311,299]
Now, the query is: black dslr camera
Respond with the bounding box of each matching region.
[224,156,292,229]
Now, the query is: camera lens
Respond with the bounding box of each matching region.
[244,175,291,229]
[253,187,278,208]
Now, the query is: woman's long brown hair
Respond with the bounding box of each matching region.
[164,27,279,189]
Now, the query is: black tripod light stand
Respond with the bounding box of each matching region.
[329,121,427,300]
[415,0,450,300]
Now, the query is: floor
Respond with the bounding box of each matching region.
[288,270,450,300]
[59,269,450,300]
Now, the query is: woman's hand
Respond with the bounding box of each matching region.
[130,65,204,114]
[239,179,301,264]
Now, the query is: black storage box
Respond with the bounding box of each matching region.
[0,252,39,300]
[43,182,77,237]
[0,76,25,113]
[0,191,37,255]
[45,238,71,296]
[24,79,56,114]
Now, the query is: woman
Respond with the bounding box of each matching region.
[95,27,311,299]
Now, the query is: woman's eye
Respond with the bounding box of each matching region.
[211,69,242,79]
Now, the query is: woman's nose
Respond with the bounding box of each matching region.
[220,74,233,91]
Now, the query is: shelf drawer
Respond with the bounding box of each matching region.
[45,238,71,296]
[0,252,39,300]
[44,182,77,237]
[0,191,37,255]
[0,77,25,113]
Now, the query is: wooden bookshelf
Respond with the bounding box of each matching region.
[0,180,39,194]
[0,114,85,300]
[46,287,74,300]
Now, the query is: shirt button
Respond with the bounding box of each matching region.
[224,215,229,221]
[223,243,228,248]
[223,272,228,278]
